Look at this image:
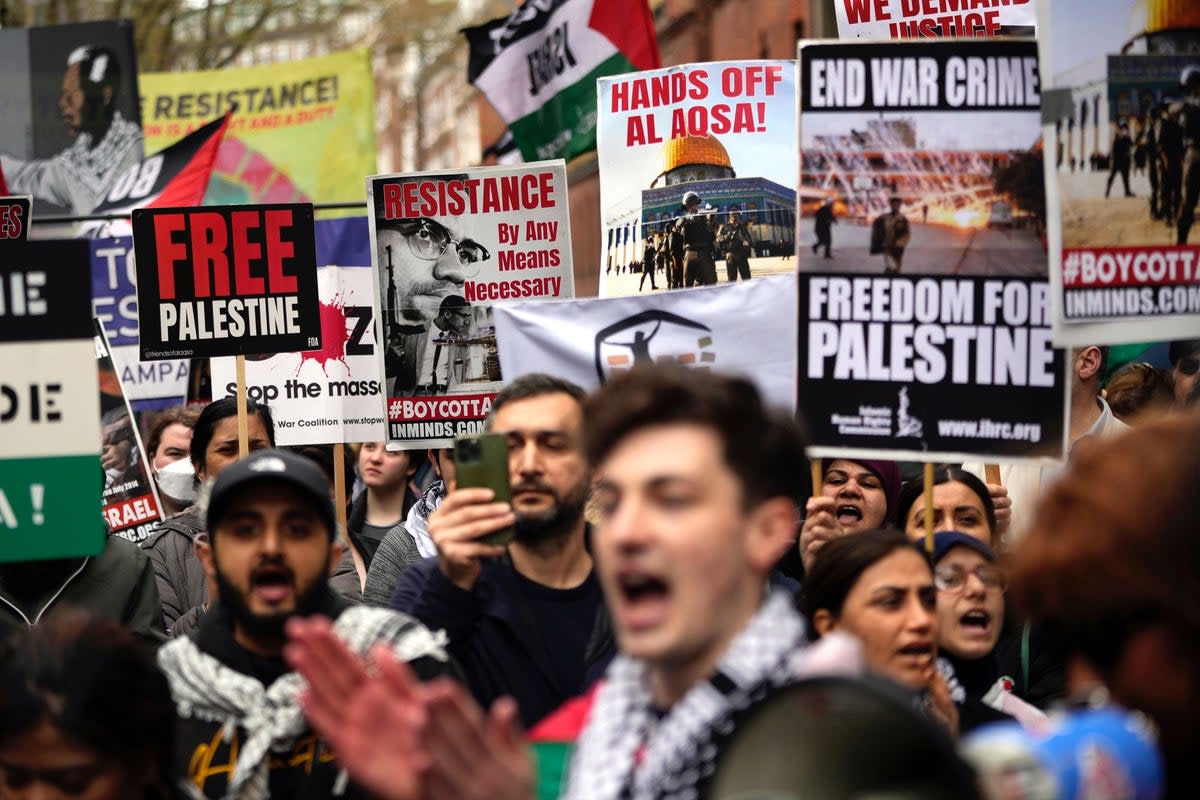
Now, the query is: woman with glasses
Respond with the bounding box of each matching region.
[930,532,1046,735]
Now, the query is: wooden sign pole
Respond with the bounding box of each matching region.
[334,443,367,591]
[923,462,935,555]
[235,355,249,457]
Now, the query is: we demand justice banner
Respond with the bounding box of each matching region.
[132,203,322,360]
[368,161,574,448]
[834,0,1035,40]
[494,274,798,413]
[211,265,387,446]
[139,49,376,205]
[797,39,1067,463]
[597,61,798,298]
[1040,0,1200,345]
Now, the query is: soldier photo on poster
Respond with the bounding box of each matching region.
[1041,0,1200,344]
[0,20,143,216]
[367,161,574,447]
[597,61,798,297]
[798,39,1046,278]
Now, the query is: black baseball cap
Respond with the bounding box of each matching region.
[206,449,336,539]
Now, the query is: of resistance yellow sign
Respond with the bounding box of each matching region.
[139,49,376,205]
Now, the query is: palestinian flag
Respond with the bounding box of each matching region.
[93,113,231,216]
[527,687,598,800]
[79,113,230,236]
[464,0,659,164]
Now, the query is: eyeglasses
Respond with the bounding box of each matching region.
[1177,357,1199,377]
[934,563,1006,593]
[397,218,490,269]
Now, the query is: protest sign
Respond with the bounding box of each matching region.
[1040,0,1200,345]
[0,240,106,561]
[79,113,230,238]
[834,0,1035,40]
[91,237,190,410]
[597,61,797,298]
[94,318,163,543]
[797,39,1067,464]
[463,0,659,164]
[0,196,30,240]
[132,203,321,360]
[211,265,387,445]
[798,39,1045,278]
[367,161,574,447]
[494,274,798,412]
[0,20,144,216]
[800,275,1066,463]
[140,49,375,205]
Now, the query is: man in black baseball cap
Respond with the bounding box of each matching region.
[158,448,456,799]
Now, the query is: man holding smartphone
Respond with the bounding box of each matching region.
[390,374,613,729]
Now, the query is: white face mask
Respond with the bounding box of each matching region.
[155,458,197,506]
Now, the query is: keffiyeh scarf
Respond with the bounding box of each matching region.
[158,606,449,800]
[563,591,807,800]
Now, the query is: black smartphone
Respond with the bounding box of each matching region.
[453,432,514,546]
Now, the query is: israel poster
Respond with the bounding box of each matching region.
[797,39,1067,464]
[597,61,797,298]
[94,318,164,543]
[211,265,387,446]
[132,203,321,360]
[494,274,798,412]
[367,161,574,447]
[139,49,375,205]
[1041,0,1200,345]
[0,20,143,216]
[834,0,1036,40]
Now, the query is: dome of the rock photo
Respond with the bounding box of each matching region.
[653,134,737,187]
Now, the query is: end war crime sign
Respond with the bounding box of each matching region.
[132,203,321,360]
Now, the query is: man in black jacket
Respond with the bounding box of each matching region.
[390,374,614,728]
[158,449,455,800]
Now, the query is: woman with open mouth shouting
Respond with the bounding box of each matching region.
[803,529,959,738]
[798,458,901,572]
[930,532,1046,735]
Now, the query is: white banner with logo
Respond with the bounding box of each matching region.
[493,274,797,411]
[210,265,387,445]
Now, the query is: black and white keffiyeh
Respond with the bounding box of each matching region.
[157,606,449,800]
[563,591,808,800]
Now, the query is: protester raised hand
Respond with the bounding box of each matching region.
[799,495,842,571]
[985,483,1012,541]
[426,487,512,590]
[422,683,533,800]
[285,618,429,800]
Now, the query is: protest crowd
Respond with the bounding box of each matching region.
[2,2,1200,800]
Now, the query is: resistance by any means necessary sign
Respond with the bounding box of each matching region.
[132,203,322,360]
